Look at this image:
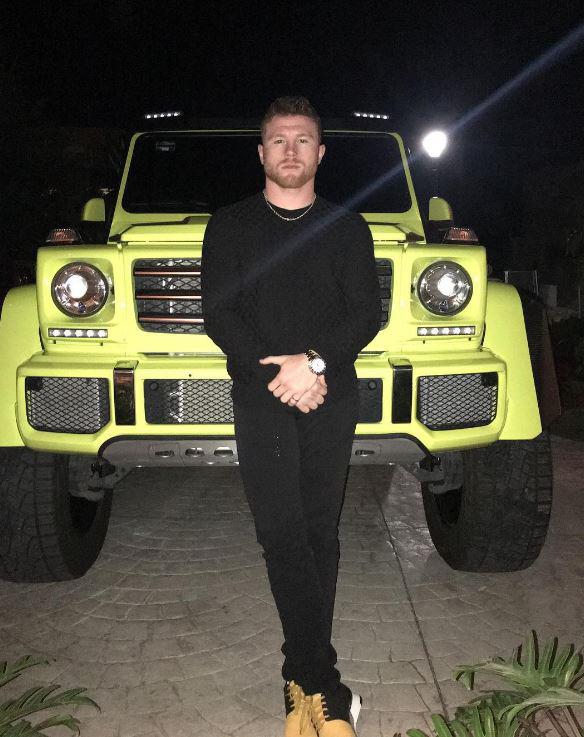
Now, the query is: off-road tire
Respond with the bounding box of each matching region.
[0,447,113,582]
[422,432,552,572]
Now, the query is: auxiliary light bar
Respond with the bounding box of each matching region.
[418,326,476,336]
[352,111,390,120]
[143,111,183,119]
[49,328,108,338]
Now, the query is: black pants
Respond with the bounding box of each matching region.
[233,387,359,695]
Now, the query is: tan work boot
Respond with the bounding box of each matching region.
[284,680,318,737]
[308,683,362,736]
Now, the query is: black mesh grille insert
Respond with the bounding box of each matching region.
[417,372,498,430]
[145,378,383,424]
[25,377,110,433]
[145,379,233,424]
[133,257,392,334]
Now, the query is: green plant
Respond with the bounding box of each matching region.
[406,632,584,737]
[0,655,99,736]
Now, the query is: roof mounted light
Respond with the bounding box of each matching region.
[143,111,183,119]
[352,111,390,120]
[422,130,448,158]
[46,228,82,245]
[443,227,479,244]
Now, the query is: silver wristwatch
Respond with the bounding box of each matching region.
[306,349,326,375]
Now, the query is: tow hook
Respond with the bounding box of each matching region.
[405,452,463,494]
[70,459,131,501]
[89,460,131,492]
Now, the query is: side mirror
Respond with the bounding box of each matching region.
[81,197,106,223]
[428,197,453,223]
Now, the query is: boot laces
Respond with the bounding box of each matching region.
[310,692,329,730]
[288,681,314,735]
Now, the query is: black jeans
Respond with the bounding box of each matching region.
[233,387,359,695]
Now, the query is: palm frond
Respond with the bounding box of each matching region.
[0,686,99,727]
[407,706,520,737]
[0,659,49,691]
[456,691,526,724]
[455,633,584,695]
[501,687,584,723]
[0,713,81,736]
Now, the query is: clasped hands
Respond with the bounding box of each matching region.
[259,354,327,413]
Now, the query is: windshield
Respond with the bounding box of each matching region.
[122,131,412,214]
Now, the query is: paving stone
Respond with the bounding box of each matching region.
[178,652,225,678]
[92,601,134,620]
[141,637,185,660]
[141,658,185,684]
[74,717,117,737]
[369,683,428,712]
[195,695,263,733]
[232,714,285,736]
[59,638,106,662]
[212,664,260,693]
[179,631,233,657]
[333,619,376,643]
[107,620,150,641]
[173,674,224,705]
[336,600,382,622]
[97,661,144,688]
[127,681,183,713]
[379,660,425,684]
[377,602,416,621]
[86,686,129,715]
[338,657,381,683]
[372,620,421,642]
[351,643,392,662]
[100,639,143,663]
[378,710,433,736]
[239,679,283,716]
[390,641,427,661]
[152,710,209,737]
[117,715,166,736]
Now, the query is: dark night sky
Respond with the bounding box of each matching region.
[3,0,584,257]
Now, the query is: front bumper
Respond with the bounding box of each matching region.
[16,351,507,465]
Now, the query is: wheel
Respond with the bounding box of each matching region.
[421,432,553,572]
[0,447,113,582]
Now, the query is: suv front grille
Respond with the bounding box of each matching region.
[134,258,204,334]
[376,258,392,329]
[417,372,498,430]
[25,377,110,433]
[134,257,392,334]
[144,378,383,424]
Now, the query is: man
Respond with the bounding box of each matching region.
[201,97,381,737]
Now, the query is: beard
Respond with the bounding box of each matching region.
[263,158,319,189]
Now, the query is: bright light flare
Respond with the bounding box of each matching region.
[422,131,448,158]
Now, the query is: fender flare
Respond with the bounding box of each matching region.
[483,281,542,439]
[0,286,41,446]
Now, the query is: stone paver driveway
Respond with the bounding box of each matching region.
[1,436,582,736]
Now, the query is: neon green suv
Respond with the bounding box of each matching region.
[0,126,552,582]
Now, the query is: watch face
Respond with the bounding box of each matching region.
[312,358,325,374]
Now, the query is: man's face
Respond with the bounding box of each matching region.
[258,115,325,190]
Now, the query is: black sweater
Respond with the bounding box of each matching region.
[201,193,381,409]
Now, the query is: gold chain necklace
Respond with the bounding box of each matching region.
[262,190,317,221]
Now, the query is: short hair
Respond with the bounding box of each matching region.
[261,96,322,142]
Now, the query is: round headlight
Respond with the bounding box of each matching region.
[417,261,472,315]
[52,262,108,317]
